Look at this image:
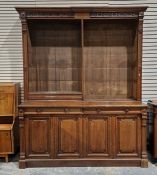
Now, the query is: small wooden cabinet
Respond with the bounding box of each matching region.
[0,83,20,162]
[16,6,148,168]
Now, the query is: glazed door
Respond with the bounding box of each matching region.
[25,115,52,159]
[83,115,111,158]
[115,115,141,158]
[55,115,82,158]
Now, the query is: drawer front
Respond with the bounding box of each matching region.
[23,107,82,114]
[0,130,12,153]
[0,86,14,93]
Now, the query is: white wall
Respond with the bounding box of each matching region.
[0,0,156,102]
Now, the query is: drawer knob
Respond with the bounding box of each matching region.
[125,108,129,113]
[5,133,9,137]
[36,108,42,112]
[64,108,69,112]
[97,108,101,113]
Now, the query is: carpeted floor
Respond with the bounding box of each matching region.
[0,154,157,175]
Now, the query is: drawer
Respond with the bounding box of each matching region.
[0,86,14,93]
[23,107,82,114]
[0,130,12,153]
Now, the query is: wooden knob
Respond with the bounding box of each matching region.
[125,108,129,113]
[36,108,42,112]
[64,108,69,112]
[97,108,101,113]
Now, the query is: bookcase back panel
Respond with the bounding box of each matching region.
[28,20,81,93]
[84,20,137,100]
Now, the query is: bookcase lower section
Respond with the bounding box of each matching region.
[19,103,148,168]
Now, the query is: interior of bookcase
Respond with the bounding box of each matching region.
[28,19,82,93]
[28,19,138,100]
[84,19,137,100]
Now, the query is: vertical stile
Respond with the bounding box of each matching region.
[81,19,85,100]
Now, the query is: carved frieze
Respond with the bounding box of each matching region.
[90,12,138,18]
[25,12,74,18]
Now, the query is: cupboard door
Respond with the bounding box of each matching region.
[0,130,12,153]
[115,115,141,157]
[55,115,82,158]
[26,116,51,158]
[84,115,111,158]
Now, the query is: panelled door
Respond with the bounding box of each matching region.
[55,115,82,158]
[25,114,141,159]
[83,115,111,158]
[115,115,141,158]
[25,115,52,159]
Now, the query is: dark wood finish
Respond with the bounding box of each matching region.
[84,20,137,100]
[147,101,157,159]
[18,103,147,168]
[115,116,141,158]
[25,115,51,159]
[16,6,147,101]
[16,6,148,168]
[155,110,157,158]
[28,20,81,94]
[25,159,142,167]
[84,115,111,158]
[0,83,20,162]
[55,115,82,158]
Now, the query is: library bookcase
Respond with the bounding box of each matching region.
[16,6,148,168]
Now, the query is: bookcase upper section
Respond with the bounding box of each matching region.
[16,6,147,101]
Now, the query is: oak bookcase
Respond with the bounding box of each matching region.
[16,6,148,168]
